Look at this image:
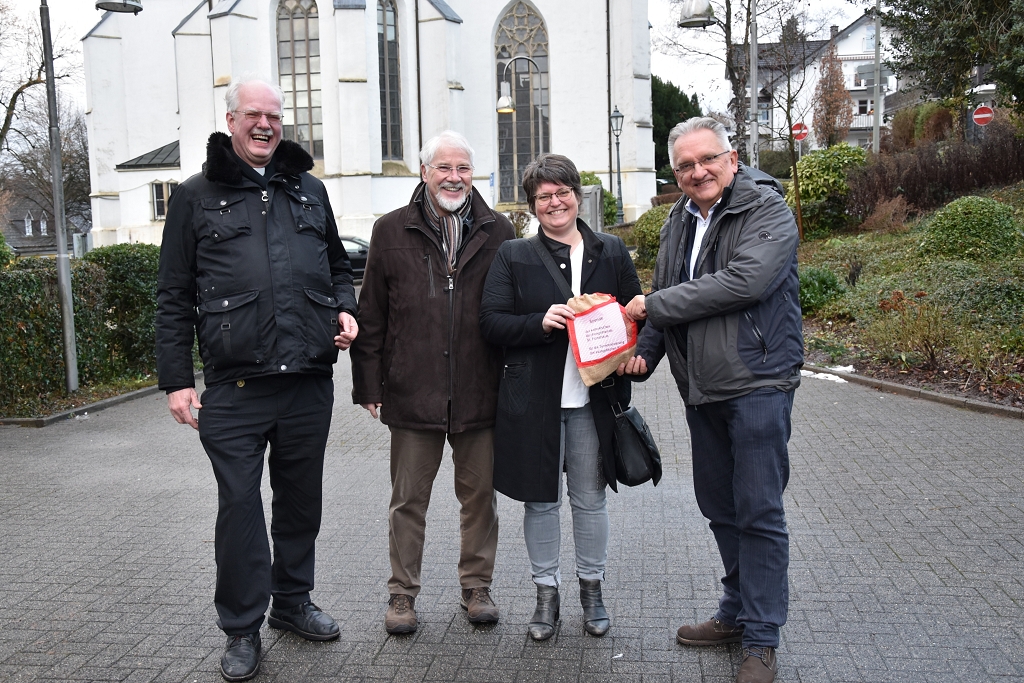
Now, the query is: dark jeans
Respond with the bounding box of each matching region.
[199,374,333,635]
[686,386,794,648]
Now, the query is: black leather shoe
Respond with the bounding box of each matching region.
[268,601,340,641]
[527,584,560,641]
[219,632,260,682]
[579,579,610,636]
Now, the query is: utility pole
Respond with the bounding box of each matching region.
[872,0,881,153]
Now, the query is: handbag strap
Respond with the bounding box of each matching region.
[529,235,575,302]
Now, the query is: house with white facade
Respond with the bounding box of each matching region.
[735,11,898,153]
[82,0,656,247]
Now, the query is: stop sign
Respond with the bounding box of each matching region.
[973,106,994,126]
[792,123,809,141]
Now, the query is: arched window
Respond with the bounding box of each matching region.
[39,214,47,236]
[378,0,402,160]
[24,212,32,237]
[278,0,323,159]
[495,1,549,205]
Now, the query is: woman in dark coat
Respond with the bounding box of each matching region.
[480,154,643,641]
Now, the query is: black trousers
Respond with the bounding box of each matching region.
[198,373,334,635]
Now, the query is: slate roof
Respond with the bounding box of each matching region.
[115,141,180,170]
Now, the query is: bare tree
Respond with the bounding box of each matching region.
[1,94,91,231]
[0,1,75,153]
[812,41,853,148]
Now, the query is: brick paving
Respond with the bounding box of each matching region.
[0,361,1022,682]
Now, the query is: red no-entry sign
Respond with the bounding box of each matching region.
[792,123,809,141]
[973,106,994,126]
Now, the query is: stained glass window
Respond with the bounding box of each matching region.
[278,0,323,159]
[378,0,403,160]
[495,1,550,204]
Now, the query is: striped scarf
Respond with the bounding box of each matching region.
[420,185,473,275]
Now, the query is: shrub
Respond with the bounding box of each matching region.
[918,196,1022,261]
[83,243,161,374]
[863,290,951,368]
[787,143,866,238]
[633,204,672,269]
[0,259,113,414]
[890,108,917,152]
[798,266,845,315]
[580,171,618,227]
[0,231,13,268]
[914,102,948,141]
[859,196,911,233]
[846,120,1024,221]
[758,150,793,179]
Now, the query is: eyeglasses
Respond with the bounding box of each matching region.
[673,150,731,176]
[534,188,574,205]
[233,109,283,123]
[426,163,474,176]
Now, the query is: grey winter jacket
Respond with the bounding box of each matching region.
[636,165,803,405]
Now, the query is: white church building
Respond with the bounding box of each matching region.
[83,0,657,246]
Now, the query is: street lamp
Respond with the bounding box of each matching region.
[678,0,758,168]
[39,0,142,394]
[610,106,624,225]
[494,55,543,154]
[95,0,142,13]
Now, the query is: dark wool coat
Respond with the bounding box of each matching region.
[156,133,357,390]
[479,221,643,502]
[349,185,515,433]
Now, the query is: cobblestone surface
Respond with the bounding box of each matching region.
[0,361,1021,682]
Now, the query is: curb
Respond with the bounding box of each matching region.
[0,372,203,429]
[804,364,1024,421]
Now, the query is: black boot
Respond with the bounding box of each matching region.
[579,579,610,636]
[527,584,560,641]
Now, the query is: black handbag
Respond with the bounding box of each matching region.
[605,390,662,487]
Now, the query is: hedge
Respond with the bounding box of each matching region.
[0,243,160,414]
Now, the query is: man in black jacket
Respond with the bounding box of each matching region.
[156,79,358,682]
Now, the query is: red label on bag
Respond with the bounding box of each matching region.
[566,298,638,368]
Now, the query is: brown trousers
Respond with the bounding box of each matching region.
[387,427,499,597]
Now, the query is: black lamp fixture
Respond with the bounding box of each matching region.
[96,0,142,12]
[610,106,624,225]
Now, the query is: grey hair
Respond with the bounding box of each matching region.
[420,130,476,168]
[224,77,284,113]
[667,116,732,167]
[521,154,583,215]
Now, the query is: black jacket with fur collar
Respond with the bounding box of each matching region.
[156,132,357,390]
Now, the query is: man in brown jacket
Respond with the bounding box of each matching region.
[351,130,515,634]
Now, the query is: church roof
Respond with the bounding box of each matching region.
[115,141,181,170]
[332,0,460,22]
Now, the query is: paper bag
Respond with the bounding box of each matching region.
[565,293,638,387]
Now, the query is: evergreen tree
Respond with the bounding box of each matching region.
[651,75,701,179]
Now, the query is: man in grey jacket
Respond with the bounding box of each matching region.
[623,117,802,683]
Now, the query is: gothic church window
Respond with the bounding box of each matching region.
[378,0,403,160]
[24,212,32,237]
[278,0,323,159]
[495,1,550,205]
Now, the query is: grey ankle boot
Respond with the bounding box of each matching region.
[579,579,610,636]
[527,584,560,641]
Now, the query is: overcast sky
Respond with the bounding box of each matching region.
[12,0,867,114]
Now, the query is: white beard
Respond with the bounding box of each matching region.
[435,185,468,213]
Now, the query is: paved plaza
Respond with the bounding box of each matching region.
[1,360,1022,683]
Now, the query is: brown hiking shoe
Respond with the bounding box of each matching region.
[737,646,777,683]
[675,617,744,646]
[384,594,417,634]
[460,587,499,624]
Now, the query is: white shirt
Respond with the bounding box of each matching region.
[560,242,589,408]
[685,198,721,279]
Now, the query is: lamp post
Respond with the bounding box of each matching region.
[495,55,543,155]
[609,106,624,225]
[40,0,142,394]
[678,0,758,168]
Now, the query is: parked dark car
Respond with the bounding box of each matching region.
[340,235,369,280]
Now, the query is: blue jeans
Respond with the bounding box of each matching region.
[686,387,794,648]
[523,406,608,587]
